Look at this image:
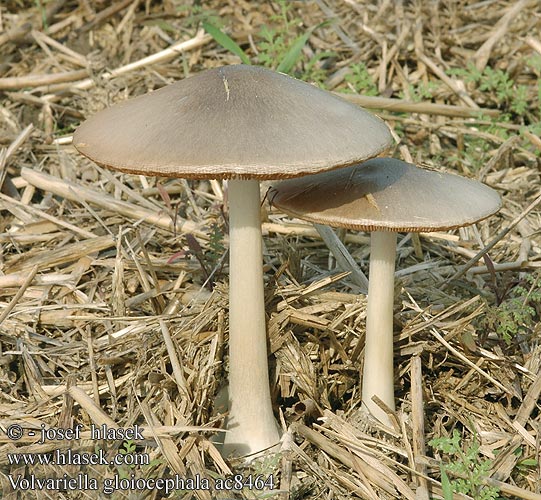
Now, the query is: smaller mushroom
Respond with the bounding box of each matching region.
[269,158,501,425]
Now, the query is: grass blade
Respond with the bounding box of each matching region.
[276,31,312,74]
[276,21,329,74]
[203,22,251,65]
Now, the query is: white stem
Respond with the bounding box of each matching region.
[222,179,280,457]
[362,230,397,425]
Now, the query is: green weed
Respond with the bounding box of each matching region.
[184,223,226,290]
[207,220,227,271]
[343,63,378,95]
[527,55,541,110]
[448,63,528,115]
[399,81,439,102]
[203,0,331,81]
[206,452,282,499]
[516,454,539,473]
[112,439,163,482]
[483,271,541,345]
[301,50,336,86]
[35,0,48,30]
[429,429,500,500]
[178,4,222,29]
[256,0,302,69]
[116,439,138,479]
[454,135,493,173]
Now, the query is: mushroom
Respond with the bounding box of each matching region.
[269,158,501,425]
[73,65,393,456]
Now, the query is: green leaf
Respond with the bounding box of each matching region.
[203,22,251,65]
[440,466,454,500]
[276,20,330,74]
[518,458,538,467]
[276,30,312,74]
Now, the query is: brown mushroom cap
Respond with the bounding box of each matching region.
[269,158,501,231]
[73,65,393,180]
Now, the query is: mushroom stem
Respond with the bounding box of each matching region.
[362,230,397,425]
[222,179,280,457]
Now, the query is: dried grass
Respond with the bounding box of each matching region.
[1,1,541,499]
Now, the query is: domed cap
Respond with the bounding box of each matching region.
[269,158,501,231]
[73,65,393,180]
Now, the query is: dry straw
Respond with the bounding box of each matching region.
[1,0,541,498]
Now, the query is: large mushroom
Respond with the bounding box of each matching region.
[269,158,501,425]
[73,65,393,456]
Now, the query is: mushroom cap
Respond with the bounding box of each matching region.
[269,158,501,231]
[73,65,393,180]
